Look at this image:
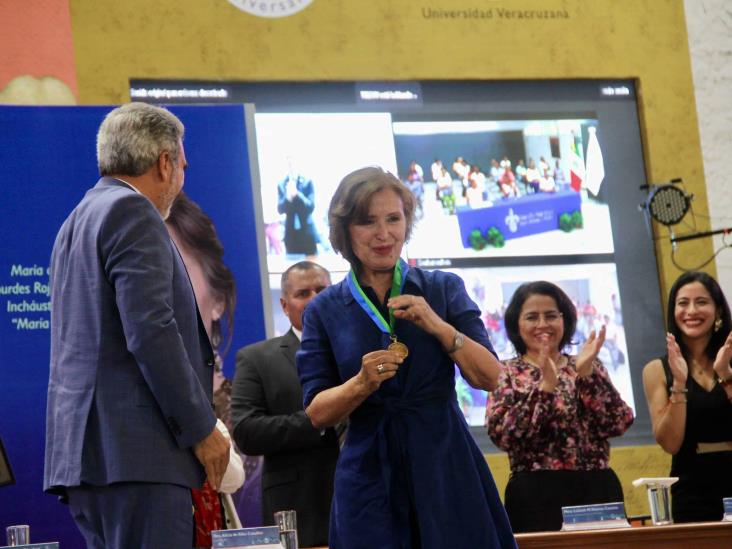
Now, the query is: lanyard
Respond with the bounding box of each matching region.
[347,259,408,336]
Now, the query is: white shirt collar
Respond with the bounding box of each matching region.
[115,177,142,194]
[292,326,302,341]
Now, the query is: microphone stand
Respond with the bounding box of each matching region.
[669,227,732,244]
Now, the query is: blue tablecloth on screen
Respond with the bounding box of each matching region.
[456,190,582,247]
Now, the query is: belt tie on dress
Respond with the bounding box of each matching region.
[368,391,454,501]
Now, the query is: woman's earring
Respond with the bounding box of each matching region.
[714,318,723,332]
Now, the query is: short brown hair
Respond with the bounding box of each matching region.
[328,166,416,269]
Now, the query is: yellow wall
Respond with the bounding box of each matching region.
[68,0,712,296]
[487,445,672,517]
[67,0,696,516]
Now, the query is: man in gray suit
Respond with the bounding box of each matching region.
[231,261,338,548]
[45,103,229,549]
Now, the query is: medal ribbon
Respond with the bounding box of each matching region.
[347,258,409,335]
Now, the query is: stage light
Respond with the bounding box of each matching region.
[647,184,690,226]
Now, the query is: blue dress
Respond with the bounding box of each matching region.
[297,267,516,549]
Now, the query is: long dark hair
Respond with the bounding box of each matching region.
[504,281,577,355]
[667,271,731,361]
[166,192,236,354]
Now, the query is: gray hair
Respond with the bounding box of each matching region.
[96,102,184,177]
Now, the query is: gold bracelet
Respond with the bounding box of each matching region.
[670,387,688,394]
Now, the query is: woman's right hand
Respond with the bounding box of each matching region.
[537,340,559,393]
[356,349,404,394]
[666,333,688,386]
[304,349,404,430]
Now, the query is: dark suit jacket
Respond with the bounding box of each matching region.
[45,177,216,494]
[276,175,318,255]
[231,330,338,547]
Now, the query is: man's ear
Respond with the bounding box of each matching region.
[157,150,172,182]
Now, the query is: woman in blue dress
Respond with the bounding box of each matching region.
[297,166,516,548]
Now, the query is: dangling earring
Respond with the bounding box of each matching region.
[211,320,222,356]
[714,318,723,332]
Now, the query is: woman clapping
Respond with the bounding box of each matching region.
[487,281,633,533]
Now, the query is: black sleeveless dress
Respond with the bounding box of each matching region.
[661,356,732,522]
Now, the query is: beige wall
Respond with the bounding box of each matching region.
[685,0,732,292]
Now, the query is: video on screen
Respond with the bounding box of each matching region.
[393,119,613,260]
[448,262,633,427]
[256,113,613,275]
[269,262,633,430]
[255,112,397,275]
[132,78,662,443]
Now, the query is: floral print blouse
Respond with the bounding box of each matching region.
[486,355,634,472]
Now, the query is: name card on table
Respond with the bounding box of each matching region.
[561,502,631,531]
[0,541,58,549]
[212,526,282,548]
[723,498,732,522]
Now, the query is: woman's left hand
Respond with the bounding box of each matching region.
[389,294,446,337]
[713,331,732,380]
[575,325,606,378]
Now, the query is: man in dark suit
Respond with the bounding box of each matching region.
[45,103,229,549]
[277,170,318,255]
[231,261,338,548]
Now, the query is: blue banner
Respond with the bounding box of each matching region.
[0,105,264,547]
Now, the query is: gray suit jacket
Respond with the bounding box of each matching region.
[44,177,216,493]
[231,329,338,547]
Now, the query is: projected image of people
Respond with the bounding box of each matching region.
[467,164,489,206]
[391,119,613,260]
[497,160,519,199]
[277,158,319,256]
[451,265,633,427]
[253,112,399,275]
[403,159,424,219]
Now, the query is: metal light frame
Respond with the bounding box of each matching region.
[648,184,690,226]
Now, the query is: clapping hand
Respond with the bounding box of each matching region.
[537,339,559,392]
[666,333,689,386]
[576,325,606,378]
[285,178,298,201]
[713,331,732,381]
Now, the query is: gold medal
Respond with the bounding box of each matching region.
[387,336,409,359]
